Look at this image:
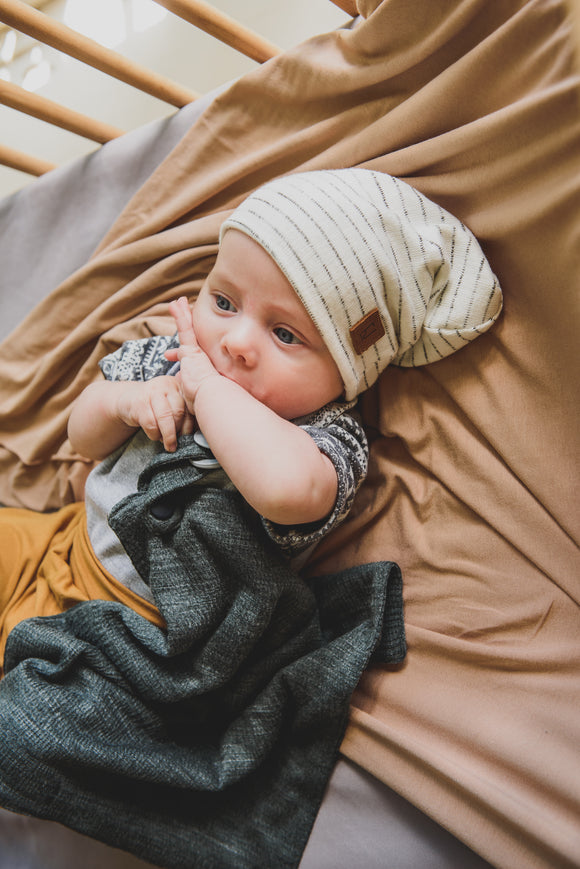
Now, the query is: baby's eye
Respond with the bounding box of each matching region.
[274,327,302,345]
[215,294,235,312]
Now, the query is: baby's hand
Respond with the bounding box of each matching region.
[166,297,220,412]
[115,376,192,452]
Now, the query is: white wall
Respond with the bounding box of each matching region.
[0,0,348,199]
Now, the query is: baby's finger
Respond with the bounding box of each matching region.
[169,297,198,349]
[180,410,196,437]
[150,391,180,452]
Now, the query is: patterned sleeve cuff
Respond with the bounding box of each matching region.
[99,334,179,382]
[262,413,368,558]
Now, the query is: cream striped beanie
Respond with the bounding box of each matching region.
[220,169,503,401]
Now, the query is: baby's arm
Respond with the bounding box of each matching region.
[168,298,338,526]
[68,375,192,460]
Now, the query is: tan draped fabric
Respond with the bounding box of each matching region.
[0,1,578,867]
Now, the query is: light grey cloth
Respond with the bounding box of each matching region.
[301,759,494,869]
[84,432,160,604]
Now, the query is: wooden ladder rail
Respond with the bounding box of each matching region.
[151,0,281,64]
[0,0,354,177]
[0,140,56,176]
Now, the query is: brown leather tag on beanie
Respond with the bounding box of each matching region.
[350,309,385,354]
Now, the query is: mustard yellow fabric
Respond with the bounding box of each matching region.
[0,504,164,677]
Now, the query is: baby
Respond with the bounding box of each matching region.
[1,168,502,655]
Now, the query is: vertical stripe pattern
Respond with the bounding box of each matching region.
[221,169,503,400]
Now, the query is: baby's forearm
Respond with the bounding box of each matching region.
[193,376,337,525]
[68,381,143,460]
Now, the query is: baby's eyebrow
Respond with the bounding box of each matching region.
[207,270,238,293]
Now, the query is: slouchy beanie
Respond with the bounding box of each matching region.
[220,169,502,401]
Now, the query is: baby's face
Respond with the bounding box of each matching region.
[192,230,343,420]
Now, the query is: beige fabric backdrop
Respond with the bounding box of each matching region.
[0,2,578,867]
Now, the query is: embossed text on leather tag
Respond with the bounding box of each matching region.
[349,308,385,355]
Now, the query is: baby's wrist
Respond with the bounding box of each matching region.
[191,371,226,413]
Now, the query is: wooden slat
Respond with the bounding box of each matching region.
[329,0,358,16]
[152,0,281,64]
[0,0,198,107]
[0,140,56,175]
[0,0,44,31]
[0,78,124,142]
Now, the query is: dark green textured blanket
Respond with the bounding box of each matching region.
[0,437,405,869]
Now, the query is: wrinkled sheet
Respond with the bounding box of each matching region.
[0,2,578,867]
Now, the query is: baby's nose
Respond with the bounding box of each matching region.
[222,321,258,366]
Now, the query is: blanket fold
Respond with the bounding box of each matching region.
[0,437,405,869]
